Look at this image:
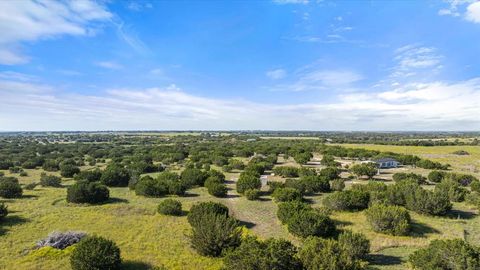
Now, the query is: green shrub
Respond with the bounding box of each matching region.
[181,168,208,187]
[448,173,478,186]
[338,230,370,260]
[406,188,452,216]
[190,212,241,257]
[70,236,121,270]
[223,236,302,270]
[24,182,38,190]
[157,199,182,216]
[40,173,62,187]
[300,175,331,193]
[9,166,23,173]
[100,164,130,187]
[19,171,28,177]
[428,170,446,183]
[237,172,261,194]
[60,164,80,178]
[319,167,341,181]
[245,189,261,200]
[365,204,411,235]
[272,187,302,202]
[435,178,468,202]
[323,190,369,211]
[272,166,299,178]
[470,180,480,193]
[135,172,185,197]
[277,200,312,224]
[298,237,366,270]
[0,203,8,221]
[66,181,109,204]
[0,177,23,198]
[188,201,229,228]
[409,239,480,270]
[466,192,480,208]
[206,182,227,197]
[287,211,336,238]
[74,169,102,182]
[42,159,59,171]
[350,163,377,179]
[392,172,426,184]
[267,181,285,193]
[330,179,345,191]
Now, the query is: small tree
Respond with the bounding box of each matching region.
[40,173,62,187]
[277,200,312,224]
[0,177,23,198]
[338,230,370,260]
[0,203,8,221]
[158,199,182,216]
[272,187,303,202]
[427,170,446,183]
[187,201,229,228]
[365,204,411,236]
[190,212,241,257]
[237,172,261,194]
[331,179,345,191]
[350,163,377,179]
[287,211,336,238]
[70,236,121,270]
[67,181,109,204]
[245,189,261,200]
[100,164,130,187]
[323,190,369,211]
[60,164,80,178]
[409,239,480,269]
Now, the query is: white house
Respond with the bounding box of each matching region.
[374,158,400,168]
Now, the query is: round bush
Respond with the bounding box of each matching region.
[135,176,167,197]
[207,182,227,197]
[323,190,369,211]
[338,230,370,260]
[40,173,62,187]
[277,201,312,224]
[236,172,261,194]
[188,201,229,227]
[67,181,109,204]
[409,239,480,269]
[471,180,480,193]
[365,204,411,235]
[287,210,336,238]
[157,199,182,216]
[70,236,121,270]
[60,164,80,178]
[0,177,23,198]
[330,179,345,191]
[100,164,130,187]
[272,187,303,202]
[427,170,446,183]
[245,189,260,200]
[0,203,8,221]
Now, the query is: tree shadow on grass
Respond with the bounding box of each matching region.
[410,221,440,237]
[104,197,129,204]
[22,194,39,199]
[225,193,240,199]
[367,254,403,267]
[224,180,235,185]
[447,209,477,220]
[0,215,29,236]
[238,219,256,229]
[122,261,158,270]
[181,192,199,198]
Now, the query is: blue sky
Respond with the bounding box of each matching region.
[0,0,480,131]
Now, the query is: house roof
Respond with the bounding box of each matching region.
[375,158,398,163]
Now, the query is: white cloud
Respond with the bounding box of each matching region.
[466,1,480,23]
[391,45,442,78]
[266,69,287,80]
[269,68,363,92]
[0,73,479,131]
[95,61,123,70]
[0,0,111,65]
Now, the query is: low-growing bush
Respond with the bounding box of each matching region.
[427,170,446,183]
[60,164,80,178]
[298,237,366,270]
[74,169,102,182]
[330,179,345,191]
[223,236,302,270]
[70,236,121,270]
[392,172,426,185]
[245,189,261,200]
[273,166,299,178]
[323,190,369,211]
[365,204,411,235]
[190,212,241,257]
[36,231,87,249]
[448,173,478,186]
[157,199,182,216]
[435,178,468,202]
[409,239,480,269]
[24,182,39,190]
[100,164,130,187]
[181,168,208,187]
[0,203,8,221]
[287,211,336,238]
[67,181,109,204]
[237,172,261,194]
[188,201,229,228]
[40,173,62,187]
[19,171,28,177]
[277,200,312,224]
[135,172,185,197]
[206,182,227,197]
[350,163,377,179]
[267,181,285,193]
[318,167,341,181]
[272,187,302,202]
[471,180,480,193]
[0,176,23,198]
[338,230,370,260]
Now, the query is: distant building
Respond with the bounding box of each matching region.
[374,158,400,168]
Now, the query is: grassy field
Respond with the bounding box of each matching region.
[1,144,479,270]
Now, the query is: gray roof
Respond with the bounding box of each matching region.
[375,158,398,163]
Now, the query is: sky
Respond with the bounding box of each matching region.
[0,0,480,131]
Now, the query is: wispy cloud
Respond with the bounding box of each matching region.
[272,0,309,5]
[95,61,123,70]
[466,1,480,23]
[126,1,153,12]
[0,72,478,131]
[438,0,480,23]
[266,69,287,80]
[0,0,111,65]
[390,45,443,78]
